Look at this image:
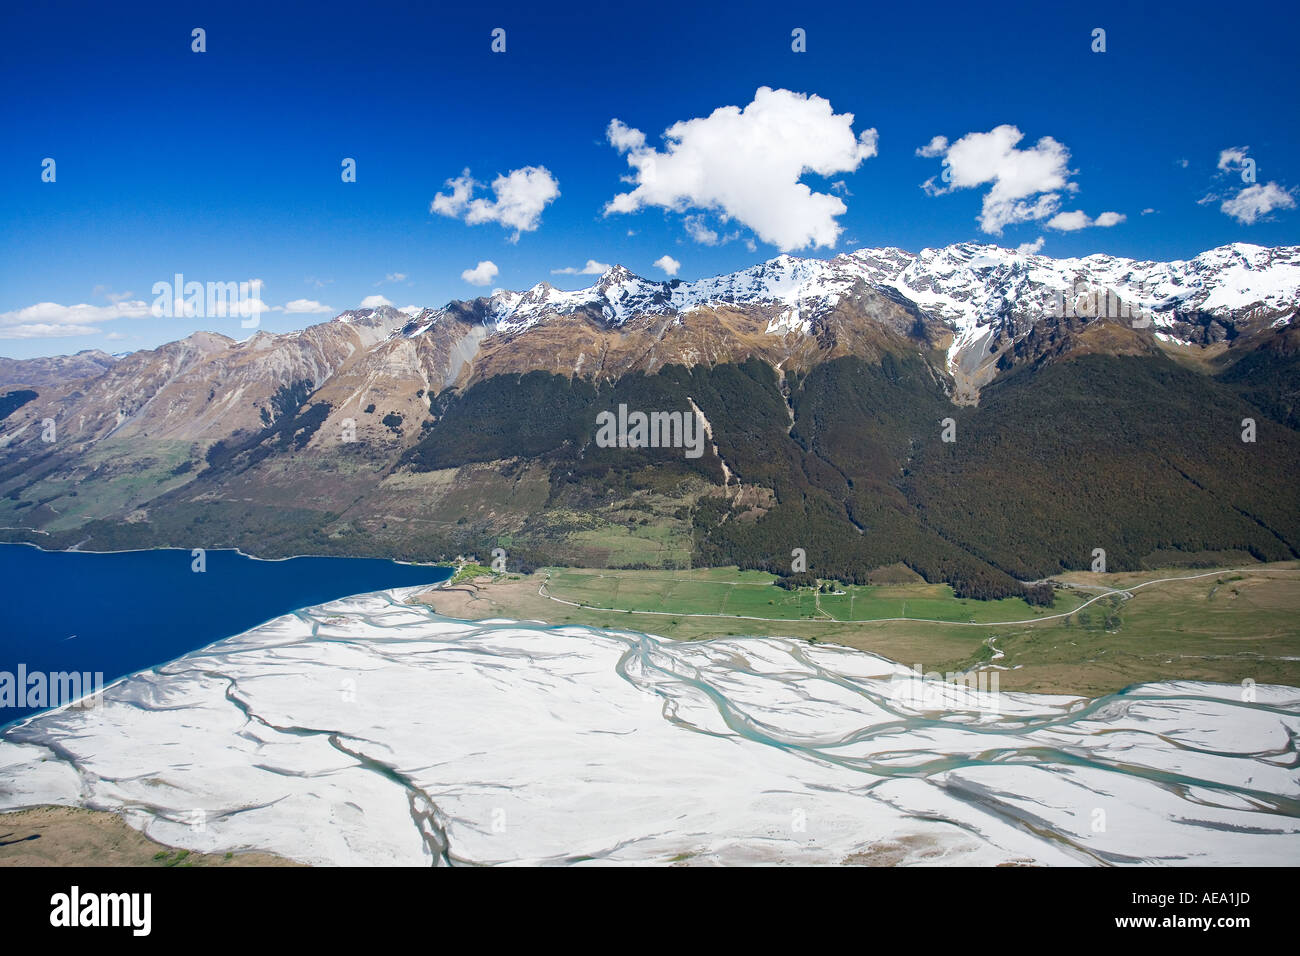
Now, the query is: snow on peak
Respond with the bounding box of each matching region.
[410,241,1300,366]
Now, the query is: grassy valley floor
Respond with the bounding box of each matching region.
[414,562,1300,697]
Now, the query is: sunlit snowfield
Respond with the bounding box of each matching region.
[2,587,1297,866]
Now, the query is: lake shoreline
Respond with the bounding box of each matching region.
[0,544,453,725]
[4,588,1296,867]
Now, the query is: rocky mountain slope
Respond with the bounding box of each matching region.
[1,242,1297,595]
[0,349,119,389]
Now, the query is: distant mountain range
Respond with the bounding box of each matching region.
[0,348,119,390]
[2,242,1297,598]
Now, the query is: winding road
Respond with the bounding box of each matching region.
[536,566,1261,629]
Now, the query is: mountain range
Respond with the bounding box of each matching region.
[2,241,1298,599]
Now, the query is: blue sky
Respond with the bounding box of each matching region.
[2,0,1298,358]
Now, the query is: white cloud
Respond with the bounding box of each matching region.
[430,173,474,215]
[1207,148,1293,224]
[148,280,269,321]
[552,259,611,275]
[915,135,948,158]
[281,299,334,314]
[461,260,500,285]
[0,322,100,340]
[359,294,393,309]
[606,119,645,153]
[399,305,422,316]
[92,286,136,304]
[432,166,560,240]
[1217,147,1250,172]
[919,125,1072,234]
[1016,237,1045,255]
[1044,209,1125,231]
[653,255,681,277]
[1141,208,1157,215]
[381,272,408,283]
[603,87,878,251]
[1045,210,1090,232]
[683,215,719,245]
[0,299,151,339]
[1177,158,1190,169]
[206,295,270,320]
[1221,182,1296,225]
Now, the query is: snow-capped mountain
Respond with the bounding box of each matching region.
[475,257,871,335]
[852,241,1300,358]
[398,242,1300,376]
[3,241,1298,593]
[4,241,1298,455]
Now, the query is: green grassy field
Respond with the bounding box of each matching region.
[419,562,1300,696]
[544,567,1087,623]
[0,439,199,533]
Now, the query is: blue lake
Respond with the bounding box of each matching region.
[0,544,451,724]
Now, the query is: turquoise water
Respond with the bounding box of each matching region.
[0,544,450,724]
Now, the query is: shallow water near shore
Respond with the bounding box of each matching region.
[2,586,1296,866]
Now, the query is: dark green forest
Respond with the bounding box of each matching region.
[10,338,1297,599]
[401,347,1300,598]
